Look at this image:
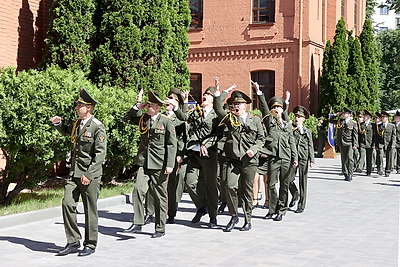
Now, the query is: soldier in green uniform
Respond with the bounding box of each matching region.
[358,110,374,176]
[51,88,107,257]
[213,86,265,231]
[374,111,396,177]
[354,112,364,173]
[394,110,400,174]
[329,108,358,181]
[253,81,298,222]
[123,90,177,238]
[288,106,314,214]
[164,88,187,224]
[316,116,327,158]
[174,87,219,227]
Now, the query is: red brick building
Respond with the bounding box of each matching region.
[187,0,366,114]
[0,0,366,114]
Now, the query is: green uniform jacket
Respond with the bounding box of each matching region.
[175,104,219,158]
[358,121,374,148]
[395,122,400,148]
[258,93,298,162]
[55,116,107,180]
[292,125,315,163]
[165,111,186,157]
[374,122,396,150]
[124,108,177,170]
[214,94,265,164]
[328,116,358,147]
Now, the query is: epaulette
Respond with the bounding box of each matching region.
[92,118,102,126]
[161,114,172,119]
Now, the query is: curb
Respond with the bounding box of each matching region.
[0,194,131,230]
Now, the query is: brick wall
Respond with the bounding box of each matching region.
[0,0,52,70]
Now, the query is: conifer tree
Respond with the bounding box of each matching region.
[93,0,144,89]
[44,0,96,74]
[347,33,369,111]
[359,19,379,111]
[318,40,333,116]
[330,18,349,112]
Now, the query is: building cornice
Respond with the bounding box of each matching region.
[187,43,294,61]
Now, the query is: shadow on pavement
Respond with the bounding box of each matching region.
[0,236,62,254]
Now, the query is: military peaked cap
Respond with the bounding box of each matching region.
[230,90,252,104]
[77,88,100,105]
[168,88,184,105]
[293,105,309,119]
[147,90,166,106]
[268,96,287,111]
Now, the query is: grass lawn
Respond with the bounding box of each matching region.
[0,181,133,216]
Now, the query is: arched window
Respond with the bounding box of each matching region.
[189,73,202,104]
[251,70,275,109]
[190,0,203,29]
[253,0,275,23]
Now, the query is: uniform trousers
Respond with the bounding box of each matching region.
[359,147,373,174]
[267,157,291,215]
[133,167,168,233]
[340,145,354,177]
[225,159,257,223]
[288,159,309,210]
[62,176,100,249]
[185,152,218,219]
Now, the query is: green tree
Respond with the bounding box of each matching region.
[330,18,349,113]
[318,40,334,116]
[376,29,400,110]
[92,0,144,89]
[347,34,369,111]
[383,0,400,13]
[43,0,96,74]
[360,19,380,111]
[366,0,377,20]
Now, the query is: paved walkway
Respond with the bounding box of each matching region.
[0,157,398,266]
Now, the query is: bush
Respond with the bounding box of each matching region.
[0,66,139,205]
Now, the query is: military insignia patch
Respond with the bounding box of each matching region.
[84,131,92,137]
[157,125,165,130]
[99,136,105,143]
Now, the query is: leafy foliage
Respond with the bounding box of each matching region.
[347,34,369,111]
[359,19,379,111]
[376,29,400,110]
[43,0,96,74]
[0,67,139,205]
[319,40,333,116]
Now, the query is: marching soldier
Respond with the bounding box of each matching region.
[164,88,187,224]
[288,106,314,213]
[214,85,264,231]
[374,111,396,177]
[123,90,177,238]
[316,116,327,158]
[329,108,358,181]
[51,88,107,257]
[174,86,219,228]
[253,81,298,221]
[354,111,364,173]
[358,110,374,176]
[394,110,400,174]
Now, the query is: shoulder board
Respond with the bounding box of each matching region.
[92,118,102,126]
[161,114,172,119]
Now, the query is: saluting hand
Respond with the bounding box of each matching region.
[81,175,91,185]
[165,167,173,175]
[137,88,144,102]
[246,149,255,158]
[251,80,261,94]
[225,84,237,93]
[50,116,62,124]
[310,162,315,168]
[214,76,220,90]
[285,91,291,102]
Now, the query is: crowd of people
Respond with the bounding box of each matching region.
[49,82,399,257]
[328,108,399,181]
